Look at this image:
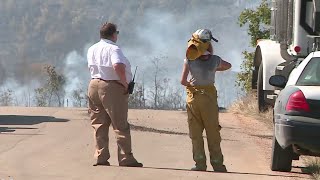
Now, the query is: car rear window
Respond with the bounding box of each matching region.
[296,57,320,86]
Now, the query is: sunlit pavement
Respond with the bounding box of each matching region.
[0,107,310,180]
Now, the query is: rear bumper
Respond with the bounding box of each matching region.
[275,115,320,154]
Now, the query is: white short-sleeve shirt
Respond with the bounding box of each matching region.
[87,39,132,83]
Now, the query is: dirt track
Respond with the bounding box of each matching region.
[0,107,311,180]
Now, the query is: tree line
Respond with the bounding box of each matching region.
[0,61,187,110]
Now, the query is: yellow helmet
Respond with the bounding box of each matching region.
[186,29,218,60]
[186,34,210,60]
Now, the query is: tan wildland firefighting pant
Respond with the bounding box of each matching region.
[186,85,224,168]
[87,79,138,165]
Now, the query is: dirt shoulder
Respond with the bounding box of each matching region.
[232,112,311,179]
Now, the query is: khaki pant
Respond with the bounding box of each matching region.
[186,85,224,168]
[87,79,137,165]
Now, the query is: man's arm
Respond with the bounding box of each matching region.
[111,47,130,90]
[216,60,232,71]
[113,63,128,89]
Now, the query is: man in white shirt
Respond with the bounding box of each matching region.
[87,22,142,167]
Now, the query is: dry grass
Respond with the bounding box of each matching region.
[229,94,320,179]
[228,93,273,127]
[303,157,320,179]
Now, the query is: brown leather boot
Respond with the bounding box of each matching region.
[119,161,143,167]
[213,165,227,172]
[93,161,110,166]
[191,165,207,171]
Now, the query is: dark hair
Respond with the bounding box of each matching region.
[100,22,117,39]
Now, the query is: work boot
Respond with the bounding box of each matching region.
[119,161,143,167]
[191,165,207,171]
[213,165,227,172]
[93,161,110,166]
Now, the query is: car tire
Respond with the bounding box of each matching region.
[271,135,293,172]
[292,152,300,160]
[257,64,268,112]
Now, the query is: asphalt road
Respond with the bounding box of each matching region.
[0,107,310,180]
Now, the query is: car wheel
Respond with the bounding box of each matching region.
[270,135,293,172]
[257,63,268,112]
[292,152,300,160]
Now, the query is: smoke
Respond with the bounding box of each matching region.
[63,45,91,107]
[124,7,251,72]
[63,1,258,107]
[116,5,254,106]
[0,0,262,107]
[0,78,41,106]
[0,62,6,86]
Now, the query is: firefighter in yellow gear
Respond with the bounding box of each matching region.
[181,29,231,172]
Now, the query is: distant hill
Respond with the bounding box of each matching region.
[0,0,260,107]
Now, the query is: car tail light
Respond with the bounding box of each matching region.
[286,90,310,112]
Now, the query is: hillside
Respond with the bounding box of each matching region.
[0,0,259,107]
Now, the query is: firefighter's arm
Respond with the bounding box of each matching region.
[180,62,191,86]
[216,60,231,71]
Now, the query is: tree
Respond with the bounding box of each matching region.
[149,56,168,109]
[129,82,146,109]
[72,88,86,107]
[0,89,14,106]
[156,78,170,109]
[236,51,255,92]
[165,87,185,110]
[34,87,48,107]
[34,65,66,107]
[44,65,66,106]
[237,0,271,93]
[23,89,32,107]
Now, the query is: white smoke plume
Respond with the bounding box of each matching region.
[66,2,257,107]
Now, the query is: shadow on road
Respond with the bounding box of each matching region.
[140,166,310,179]
[220,126,239,130]
[130,124,188,136]
[130,124,238,141]
[0,115,69,133]
[249,134,273,140]
[0,127,37,133]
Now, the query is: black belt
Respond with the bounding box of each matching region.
[92,78,116,82]
[92,78,124,87]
